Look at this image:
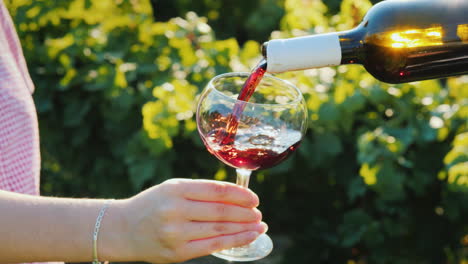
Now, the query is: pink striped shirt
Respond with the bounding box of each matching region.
[1,2,62,264]
[0,1,39,195]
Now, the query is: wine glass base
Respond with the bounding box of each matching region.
[211,233,273,262]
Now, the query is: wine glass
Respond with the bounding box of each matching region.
[196,72,308,261]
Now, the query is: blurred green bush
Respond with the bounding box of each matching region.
[150,0,382,44]
[6,0,467,263]
[150,0,285,44]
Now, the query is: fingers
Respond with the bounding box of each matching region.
[184,231,260,260]
[166,179,259,208]
[184,221,268,241]
[183,200,262,222]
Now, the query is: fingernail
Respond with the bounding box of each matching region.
[260,222,269,233]
[254,208,262,220]
[252,194,260,207]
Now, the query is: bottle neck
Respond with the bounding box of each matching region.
[339,27,365,65]
[263,32,342,73]
[262,28,366,73]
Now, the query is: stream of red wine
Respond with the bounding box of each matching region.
[218,59,267,145]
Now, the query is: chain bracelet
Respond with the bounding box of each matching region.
[93,199,113,264]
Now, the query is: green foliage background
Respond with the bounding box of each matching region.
[6,0,468,263]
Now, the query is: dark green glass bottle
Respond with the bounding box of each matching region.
[262,0,468,84]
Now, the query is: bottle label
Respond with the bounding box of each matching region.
[266,32,342,73]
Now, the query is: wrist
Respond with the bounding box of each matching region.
[98,199,135,262]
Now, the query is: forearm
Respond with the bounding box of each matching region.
[0,179,265,264]
[0,190,131,263]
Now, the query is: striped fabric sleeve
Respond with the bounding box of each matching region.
[0,0,40,196]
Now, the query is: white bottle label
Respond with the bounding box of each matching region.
[266,32,342,73]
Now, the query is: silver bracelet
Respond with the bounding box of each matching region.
[93,199,113,264]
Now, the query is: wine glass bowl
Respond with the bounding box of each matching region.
[196,72,307,261]
[197,73,308,171]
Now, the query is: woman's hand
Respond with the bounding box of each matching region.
[120,178,267,263]
[0,179,265,263]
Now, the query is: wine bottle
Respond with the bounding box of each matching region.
[262,0,468,84]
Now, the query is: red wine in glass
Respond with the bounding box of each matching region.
[205,59,302,170]
[218,59,267,145]
[206,121,302,170]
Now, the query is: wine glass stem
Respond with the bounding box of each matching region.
[235,168,253,252]
[236,169,252,188]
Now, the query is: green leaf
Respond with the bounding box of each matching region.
[447,162,468,192]
[128,158,158,191]
[63,100,91,127]
[339,209,372,247]
[375,160,406,201]
[318,102,340,123]
[315,132,343,156]
[347,176,367,202]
